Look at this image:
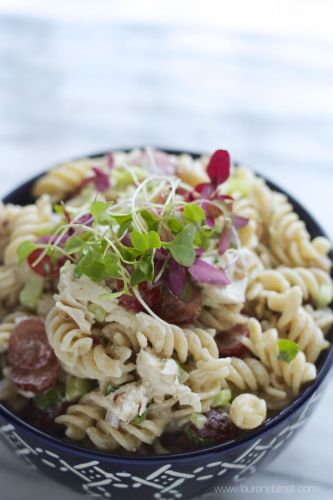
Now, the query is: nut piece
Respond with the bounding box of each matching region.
[229,394,267,430]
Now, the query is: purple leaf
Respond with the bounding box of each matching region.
[232,214,249,230]
[76,213,93,227]
[218,225,232,255]
[188,258,230,286]
[195,182,215,199]
[107,153,114,170]
[200,201,216,227]
[121,233,132,247]
[81,167,111,192]
[91,167,111,192]
[168,258,186,296]
[36,236,52,244]
[207,150,230,186]
[195,248,204,257]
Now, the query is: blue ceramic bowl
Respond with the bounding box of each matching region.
[1,149,332,500]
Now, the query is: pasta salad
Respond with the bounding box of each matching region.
[0,148,332,454]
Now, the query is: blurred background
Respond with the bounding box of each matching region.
[0,1,333,499]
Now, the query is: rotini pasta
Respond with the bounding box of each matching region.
[33,157,108,201]
[266,288,329,362]
[4,195,53,266]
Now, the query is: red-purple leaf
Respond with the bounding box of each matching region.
[76,213,93,226]
[168,258,186,296]
[207,150,230,186]
[81,167,111,192]
[107,153,114,170]
[218,225,232,255]
[232,214,249,229]
[91,167,111,192]
[200,201,215,227]
[195,183,215,199]
[188,259,230,286]
[215,194,234,203]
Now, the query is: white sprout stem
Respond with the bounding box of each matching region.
[132,286,170,327]
[153,255,170,284]
[130,175,178,233]
[118,162,142,187]
[145,146,158,174]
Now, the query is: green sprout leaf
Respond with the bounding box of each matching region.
[131,230,161,253]
[183,204,205,223]
[277,339,300,363]
[64,236,87,254]
[90,201,113,220]
[167,217,184,234]
[16,241,41,266]
[140,209,159,231]
[163,224,196,267]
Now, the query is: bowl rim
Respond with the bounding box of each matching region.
[1,146,332,465]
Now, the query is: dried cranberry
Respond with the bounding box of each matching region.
[199,410,237,442]
[215,324,249,357]
[185,410,237,447]
[153,283,202,325]
[119,282,161,313]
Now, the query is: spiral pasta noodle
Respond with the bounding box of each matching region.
[0,266,22,305]
[33,157,108,201]
[136,313,218,362]
[46,307,134,380]
[267,287,329,362]
[243,318,317,395]
[4,195,53,266]
[57,389,167,452]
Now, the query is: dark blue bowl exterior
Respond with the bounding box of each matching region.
[0,387,325,499]
[1,149,332,500]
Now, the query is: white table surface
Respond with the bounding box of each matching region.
[0,4,333,499]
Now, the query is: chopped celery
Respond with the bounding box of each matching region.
[34,385,64,410]
[88,303,107,322]
[177,363,189,384]
[316,284,333,308]
[19,273,44,310]
[65,376,94,401]
[104,383,117,396]
[277,339,300,363]
[132,408,148,424]
[113,166,145,190]
[190,412,207,430]
[211,389,232,408]
[225,177,252,196]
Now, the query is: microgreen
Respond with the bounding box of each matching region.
[163,224,196,267]
[17,241,42,266]
[131,230,161,252]
[17,149,239,324]
[183,204,205,223]
[277,339,300,363]
[90,200,113,220]
[82,167,111,192]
